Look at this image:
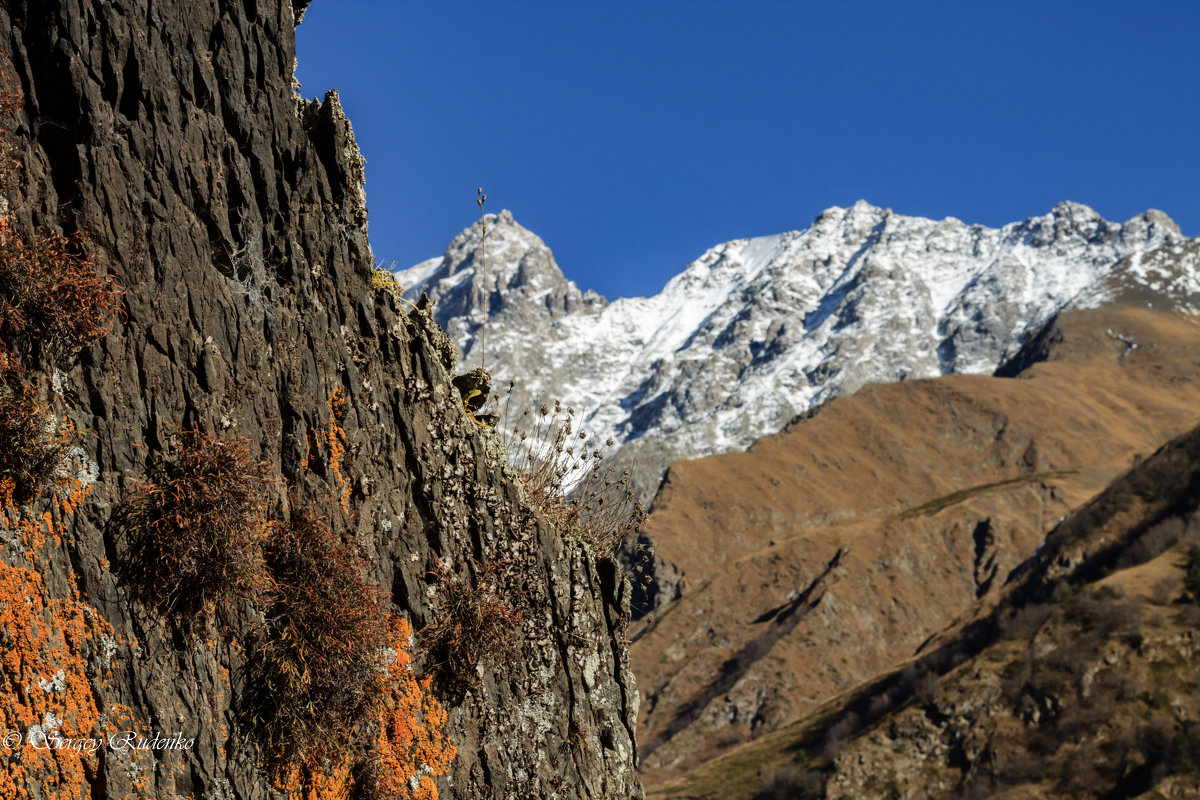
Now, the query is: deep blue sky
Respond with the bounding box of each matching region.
[296,0,1199,299]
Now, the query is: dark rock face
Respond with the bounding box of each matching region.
[0,1,641,797]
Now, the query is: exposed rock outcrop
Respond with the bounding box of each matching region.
[0,1,641,798]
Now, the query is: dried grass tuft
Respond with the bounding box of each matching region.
[503,387,646,556]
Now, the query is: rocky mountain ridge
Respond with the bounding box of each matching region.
[395,202,1200,499]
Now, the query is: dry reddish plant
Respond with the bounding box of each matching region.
[250,510,458,798]
[0,370,71,501]
[417,557,522,693]
[0,64,121,503]
[0,59,24,198]
[243,507,391,767]
[0,219,124,363]
[114,430,274,619]
[233,504,459,795]
[271,615,457,800]
[0,138,121,501]
[0,218,121,500]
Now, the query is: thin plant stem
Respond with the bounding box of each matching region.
[477,187,488,370]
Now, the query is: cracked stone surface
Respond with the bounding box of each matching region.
[0,1,641,797]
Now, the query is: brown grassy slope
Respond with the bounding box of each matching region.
[651,395,1200,800]
[824,421,1200,799]
[633,306,1200,787]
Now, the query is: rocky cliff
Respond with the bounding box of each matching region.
[0,1,641,798]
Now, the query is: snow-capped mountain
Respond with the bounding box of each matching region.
[393,202,1200,499]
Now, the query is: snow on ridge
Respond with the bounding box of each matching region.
[393,256,442,293]
[396,200,1196,497]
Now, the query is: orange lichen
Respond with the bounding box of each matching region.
[274,756,355,800]
[245,509,389,767]
[322,385,351,513]
[372,617,456,800]
[0,480,116,800]
[299,428,312,472]
[57,468,89,516]
[301,384,352,511]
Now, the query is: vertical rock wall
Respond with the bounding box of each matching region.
[0,0,641,797]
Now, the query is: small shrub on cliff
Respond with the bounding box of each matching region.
[0,69,121,503]
[114,430,274,619]
[0,187,121,500]
[0,218,123,363]
[242,507,390,767]
[417,556,522,695]
[0,369,72,501]
[268,614,457,800]
[0,219,121,500]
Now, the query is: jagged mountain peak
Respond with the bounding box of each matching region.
[442,209,549,275]
[398,202,1198,500]
[1135,206,1181,234]
[404,209,577,295]
[1041,198,1180,238]
[394,210,606,358]
[1050,197,1104,220]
